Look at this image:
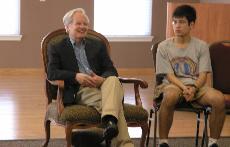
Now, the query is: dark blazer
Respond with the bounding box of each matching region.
[47,37,118,105]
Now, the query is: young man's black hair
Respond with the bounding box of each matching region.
[172,5,196,24]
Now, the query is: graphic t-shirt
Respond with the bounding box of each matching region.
[156,37,212,85]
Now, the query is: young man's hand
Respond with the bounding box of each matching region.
[183,86,196,101]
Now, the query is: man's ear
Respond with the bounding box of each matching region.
[190,22,195,29]
[65,26,69,33]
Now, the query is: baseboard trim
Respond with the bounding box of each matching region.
[117,68,154,76]
[0,68,154,76]
[0,68,43,76]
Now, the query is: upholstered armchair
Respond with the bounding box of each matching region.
[41,29,149,147]
[197,40,230,147]
[209,41,230,116]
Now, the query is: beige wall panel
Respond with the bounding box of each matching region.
[166,2,230,43]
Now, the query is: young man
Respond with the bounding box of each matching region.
[155,5,225,147]
[47,8,134,147]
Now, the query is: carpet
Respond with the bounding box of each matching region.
[0,137,230,147]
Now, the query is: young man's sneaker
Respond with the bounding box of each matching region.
[159,143,169,147]
[210,143,218,147]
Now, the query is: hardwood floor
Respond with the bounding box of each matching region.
[0,68,229,140]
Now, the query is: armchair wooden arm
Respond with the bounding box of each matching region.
[118,77,148,107]
[48,77,149,115]
[48,80,64,88]
[47,79,65,116]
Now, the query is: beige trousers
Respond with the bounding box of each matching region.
[77,76,134,147]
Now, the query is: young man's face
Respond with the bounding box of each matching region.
[172,16,194,37]
[66,12,89,42]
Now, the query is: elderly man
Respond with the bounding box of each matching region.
[47,8,134,147]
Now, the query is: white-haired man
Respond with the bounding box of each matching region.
[47,8,134,147]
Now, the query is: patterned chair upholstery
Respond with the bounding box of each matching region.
[41,29,149,147]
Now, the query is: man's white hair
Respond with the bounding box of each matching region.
[63,8,89,26]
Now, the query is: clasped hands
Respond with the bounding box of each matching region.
[182,85,197,102]
[75,72,105,88]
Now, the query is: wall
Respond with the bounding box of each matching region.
[152,0,199,42]
[201,0,230,3]
[0,0,198,68]
[166,3,230,43]
[0,0,92,68]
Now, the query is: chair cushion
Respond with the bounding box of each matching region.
[45,102,101,124]
[124,103,148,122]
[46,102,148,125]
[60,105,101,123]
[175,101,205,113]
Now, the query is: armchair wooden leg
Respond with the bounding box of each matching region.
[141,123,148,147]
[42,119,51,147]
[146,109,154,147]
[106,139,111,147]
[65,124,73,147]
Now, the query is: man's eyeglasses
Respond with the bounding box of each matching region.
[172,20,187,25]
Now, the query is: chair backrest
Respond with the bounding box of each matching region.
[151,41,165,86]
[209,41,230,94]
[41,28,111,103]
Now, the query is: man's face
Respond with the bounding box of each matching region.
[172,16,194,37]
[66,12,89,41]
